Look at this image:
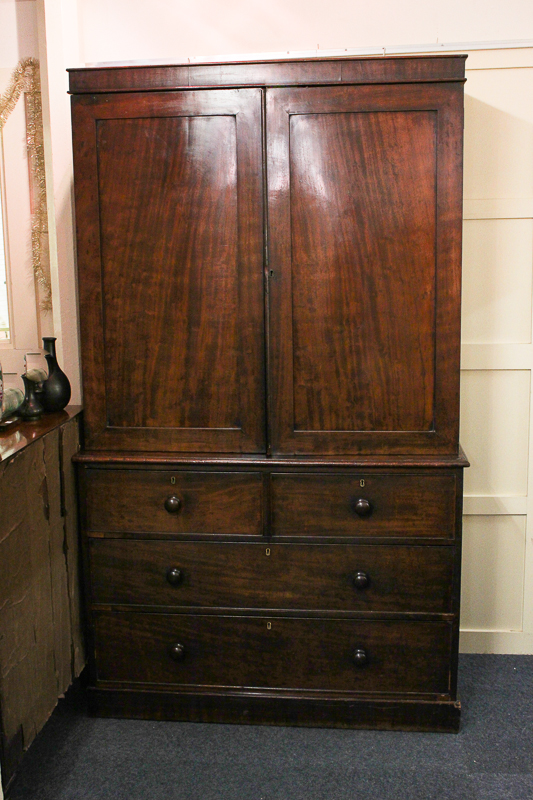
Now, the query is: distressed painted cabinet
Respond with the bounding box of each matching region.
[0,410,84,790]
[69,55,467,731]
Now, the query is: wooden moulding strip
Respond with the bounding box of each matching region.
[88,687,462,733]
[68,55,467,94]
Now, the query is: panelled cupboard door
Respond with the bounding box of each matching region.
[267,84,464,455]
[71,89,265,453]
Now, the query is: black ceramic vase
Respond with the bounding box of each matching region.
[20,373,44,420]
[42,337,71,412]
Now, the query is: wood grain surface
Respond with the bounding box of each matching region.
[68,55,466,94]
[267,82,463,454]
[89,540,454,613]
[72,89,264,452]
[94,612,453,695]
[85,469,263,535]
[271,472,456,537]
[289,110,436,433]
[98,115,240,431]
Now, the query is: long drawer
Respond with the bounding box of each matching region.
[271,473,456,537]
[89,540,455,613]
[85,469,263,535]
[94,612,453,695]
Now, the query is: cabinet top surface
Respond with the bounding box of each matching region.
[0,407,82,465]
[68,54,466,94]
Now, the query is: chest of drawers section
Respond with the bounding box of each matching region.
[77,462,464,731]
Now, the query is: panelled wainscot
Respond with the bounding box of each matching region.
[70,55,468,732]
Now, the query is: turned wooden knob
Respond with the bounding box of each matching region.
[352,571,370,590]
[353,648,368,667]
[164,495,181,514]
[168,643,186,662]
[354,498,372,518]
[166,567,183,586]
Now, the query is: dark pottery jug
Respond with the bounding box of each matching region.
[42,337,71,412]
[20,373,44,420]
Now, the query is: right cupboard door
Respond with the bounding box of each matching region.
[267,84,464,455]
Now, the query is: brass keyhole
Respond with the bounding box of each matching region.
[171,476,176,485]
[266,548,271,556]
[267,622,272,630]
[360,479,365,487]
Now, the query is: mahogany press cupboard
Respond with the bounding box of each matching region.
[69,55,468,732]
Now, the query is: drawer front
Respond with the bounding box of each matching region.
[85,470,263,535]
[271,473,456,537]
[90,540,455,613]
[94,613,452,695]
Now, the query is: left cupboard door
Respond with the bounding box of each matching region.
[71,89,265,453]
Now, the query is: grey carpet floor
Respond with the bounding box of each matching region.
[7,655,533,800]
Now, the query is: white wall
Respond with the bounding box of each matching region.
[76,0,533,64]
[459,47,533,653]
[36,0,82,403]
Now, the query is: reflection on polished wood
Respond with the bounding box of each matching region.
[72,90,264,453]
[0,406,82,462]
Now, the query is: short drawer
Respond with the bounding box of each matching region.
[89,541,455,613]
[271,473,456,538]
[94,612,453,695]
[84,469,263,535]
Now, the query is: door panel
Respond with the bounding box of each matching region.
[72,89,265,452]
[267,84,463,455]
[98,115,240,431]
[290,111,436,433]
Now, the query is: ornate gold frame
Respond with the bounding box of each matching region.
[0,57,51,311]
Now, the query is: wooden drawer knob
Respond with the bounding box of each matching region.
[164,495,181,514]
[168,643,186,662]
[166,567,183,586]
[354,498,373,518]
[353,648,368,667]
[352,571,370,590]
